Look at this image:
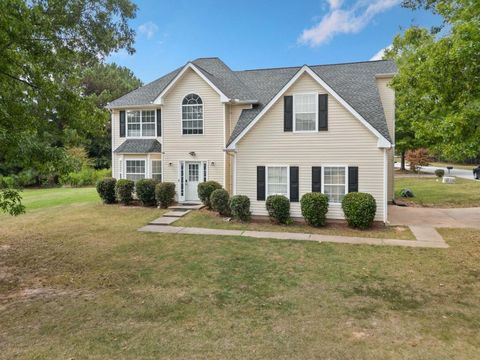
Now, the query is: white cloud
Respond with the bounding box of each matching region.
[138,21,159,39]
[370,45,392,60]
[299,0,400,47]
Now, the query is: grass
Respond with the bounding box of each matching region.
[395,177,480,207]
[1,188,480,358]
[19,187,99,211]
[175,209,415,240]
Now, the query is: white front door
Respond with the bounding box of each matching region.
[185,161,201,201]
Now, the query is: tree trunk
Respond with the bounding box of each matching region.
[401,151,406,171]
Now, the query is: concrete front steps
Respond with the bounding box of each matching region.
[148,203,204,226]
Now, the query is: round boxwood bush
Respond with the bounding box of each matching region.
[155,182,176,208]
[96,177,117,204]
[229,195,251,221]
[135,179,158,206]
[197,181,222,208]
[300,192,329,227]
[115,179,135,205]
[435,169,445,178]
[341,192,376,229]
[266,195,290,224]
[210,188,230,216]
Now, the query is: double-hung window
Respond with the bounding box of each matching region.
[125,160,145,181]
[323,166,347,203]
[294,93,317,132]
[152,160,162,181]
[127,110,156,137]
[182,94,203,135]
[267,166,289,197]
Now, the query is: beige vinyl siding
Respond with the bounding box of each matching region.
[235,73,385,221]
[376,76,395,201]
[111,108,163,179]
[161,68,225,190]
[224,104,231,193]
[229,104,252,133]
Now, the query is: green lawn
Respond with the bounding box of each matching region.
[1,188,480,358]
[175,209,415,240]
[20,187,99,210]
[395,177,480,207]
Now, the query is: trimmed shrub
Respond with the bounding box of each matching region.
[400,188,414,198]
[96,177,117,204]
[155,182,176,208]
[197,181,222,208]
[266,195,290,224]
[210,189,230,216]
[300,192,329,227]
[115,179,135,205]
[135,179,158,206]
[435,169,445,178]
[229,195,251,221]
[341,192,376,229]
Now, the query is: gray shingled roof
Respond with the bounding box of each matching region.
[230,60,396,145]
[107,58,396,144]
[113,139,162,153]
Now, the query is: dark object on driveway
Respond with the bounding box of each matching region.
[400,188,414,198]
[473,166,480,180]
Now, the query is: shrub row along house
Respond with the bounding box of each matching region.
[107,58,396,222]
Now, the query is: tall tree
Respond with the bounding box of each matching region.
[81,63,143,169]
[386,0,480,162]
[0,0,137,214]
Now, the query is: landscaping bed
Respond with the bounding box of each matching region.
[174,208,415,240]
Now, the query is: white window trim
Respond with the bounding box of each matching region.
[125,159,147,180]
[321,165,349,205]
[126,109,157,139]
[266,165,290,198]
[293,92,318,133]
[151,159,162,182]
[181,93,204,136]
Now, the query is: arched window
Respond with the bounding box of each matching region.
[182,93,203,134]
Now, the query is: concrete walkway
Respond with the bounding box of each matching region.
[389,205,480,229]
[138,225,449,249]
[149,203,204,225]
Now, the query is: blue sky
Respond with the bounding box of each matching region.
[108,0,441,84]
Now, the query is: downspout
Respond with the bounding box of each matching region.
[383,148,388,224]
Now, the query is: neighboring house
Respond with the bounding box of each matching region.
[107,58,396,222]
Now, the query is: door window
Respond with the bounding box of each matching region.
[188,163,199,182]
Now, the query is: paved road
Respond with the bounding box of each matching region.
[395,162,478,181]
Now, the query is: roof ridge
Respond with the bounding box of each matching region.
[235,59,393,73]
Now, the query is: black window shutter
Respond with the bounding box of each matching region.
[348,166,358,192]
[318,94,328,131]
[284,96,293,132]
[156,109,162,137]
[119,110,126,138]
[312,167,322,192]
[257,166,266,201]
[290,166,299,202]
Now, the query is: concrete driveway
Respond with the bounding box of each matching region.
[389,205,480,229]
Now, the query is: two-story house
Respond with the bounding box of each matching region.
[107,57,396,222]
